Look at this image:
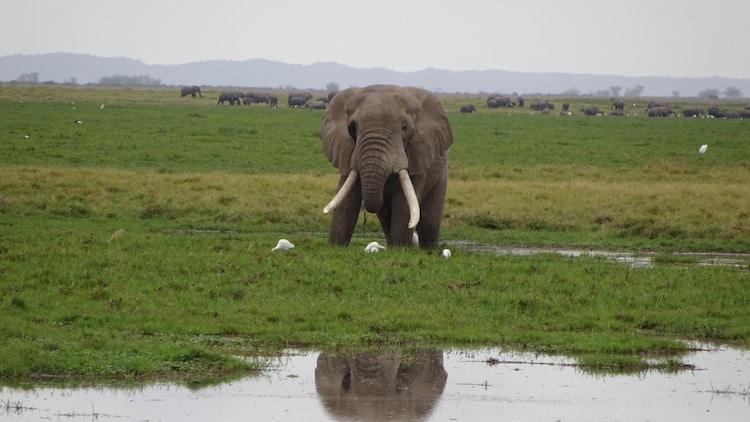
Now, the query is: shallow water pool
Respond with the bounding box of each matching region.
[1,344,747,421]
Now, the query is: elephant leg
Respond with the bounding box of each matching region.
[329,175,362,245]
[416,170,448,248]
[414,188,445,248]
[378,196,415,247]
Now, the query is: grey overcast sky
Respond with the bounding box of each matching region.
[4,0,749,79]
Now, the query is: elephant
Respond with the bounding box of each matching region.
[612,100,624,113]
[180,85,203,98]
[217,91,244,105]
[459,104,477,113]
[306,99,327,109]
[320,85,453,248]
[288,91,313,107]
[486,95,514,108]
[517,96,525,107]
[243,92,279,107]
[580,105,602,116]
[288,96,306,108]
[707,106,723,118]
[561,102,570,112]
[530,100,554,111]
[647,101,669,110]
[647,106,674,117]
[682,107,703,117]
[315,349,447,421]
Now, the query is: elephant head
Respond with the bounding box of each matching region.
[320,85,453,247]
[315,349,447,421]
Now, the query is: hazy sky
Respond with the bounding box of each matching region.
[4,0,749,79]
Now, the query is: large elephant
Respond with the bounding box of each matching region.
[320,85,453,248]
[315,349,447,421]
[180,85,203,97]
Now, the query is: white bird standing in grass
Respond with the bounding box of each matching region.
[441,249,452,258]
[698,144,708,154]
[272,239,295,251]
[364,241,386,253]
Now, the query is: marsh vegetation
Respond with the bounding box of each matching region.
[0,84,748,383]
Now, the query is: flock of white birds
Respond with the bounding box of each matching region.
[272,238,451,258]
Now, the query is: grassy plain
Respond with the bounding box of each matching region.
[0,84,748,383]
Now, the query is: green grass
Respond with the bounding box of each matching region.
[0,84,748,382]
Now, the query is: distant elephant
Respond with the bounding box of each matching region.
[460,104,477,113]
[707,106,723,118]
[320,85,453,248]
[288,96,306,108]
[682,107,703,117]
[647,101,669,110]
[561,102,570,112]
[647,106,674,117]
[288,91,313,107]
[306,99,327,109]
[530,100,554,111]
[180,85,203,98]
[486,95,514,108]
[580,105,602,116]
[517,96,525,107]
[315,349,447,422]
[217,91,243,105]
[612,100,624,113]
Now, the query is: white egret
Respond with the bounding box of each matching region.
[441,249,452,258]
[698,144,708,154]
[364,241,386,253]
[272,239,295,251]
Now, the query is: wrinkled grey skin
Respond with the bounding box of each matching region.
[320,85,453,248]
[315,349,447,422]
[459,104,477,113]
[180,85,203,97]
[217,91,244,105]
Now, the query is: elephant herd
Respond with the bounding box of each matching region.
[216,91,278,107]
[179,85,337,109]
[458,94,750,119]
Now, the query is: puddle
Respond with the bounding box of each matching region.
[1,344,747,421]
[447,240,750,268]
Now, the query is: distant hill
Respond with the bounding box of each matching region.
[1,53,749,98]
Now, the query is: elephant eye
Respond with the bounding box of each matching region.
[347,121,358,142]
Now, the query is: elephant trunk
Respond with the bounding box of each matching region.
[359,158,387,214]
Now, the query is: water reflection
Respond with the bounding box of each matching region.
[315,349,447,421]
[1,345,747,421]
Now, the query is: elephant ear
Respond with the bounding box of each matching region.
[321,87,362,175]
[403,88,453,175]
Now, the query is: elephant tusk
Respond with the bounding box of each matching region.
[398,169,420,229]
[323,170,358,214]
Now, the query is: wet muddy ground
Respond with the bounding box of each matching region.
[2,344,747,421]
[445,240,750,268]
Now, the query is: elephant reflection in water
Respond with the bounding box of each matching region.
[315,349,447,421]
